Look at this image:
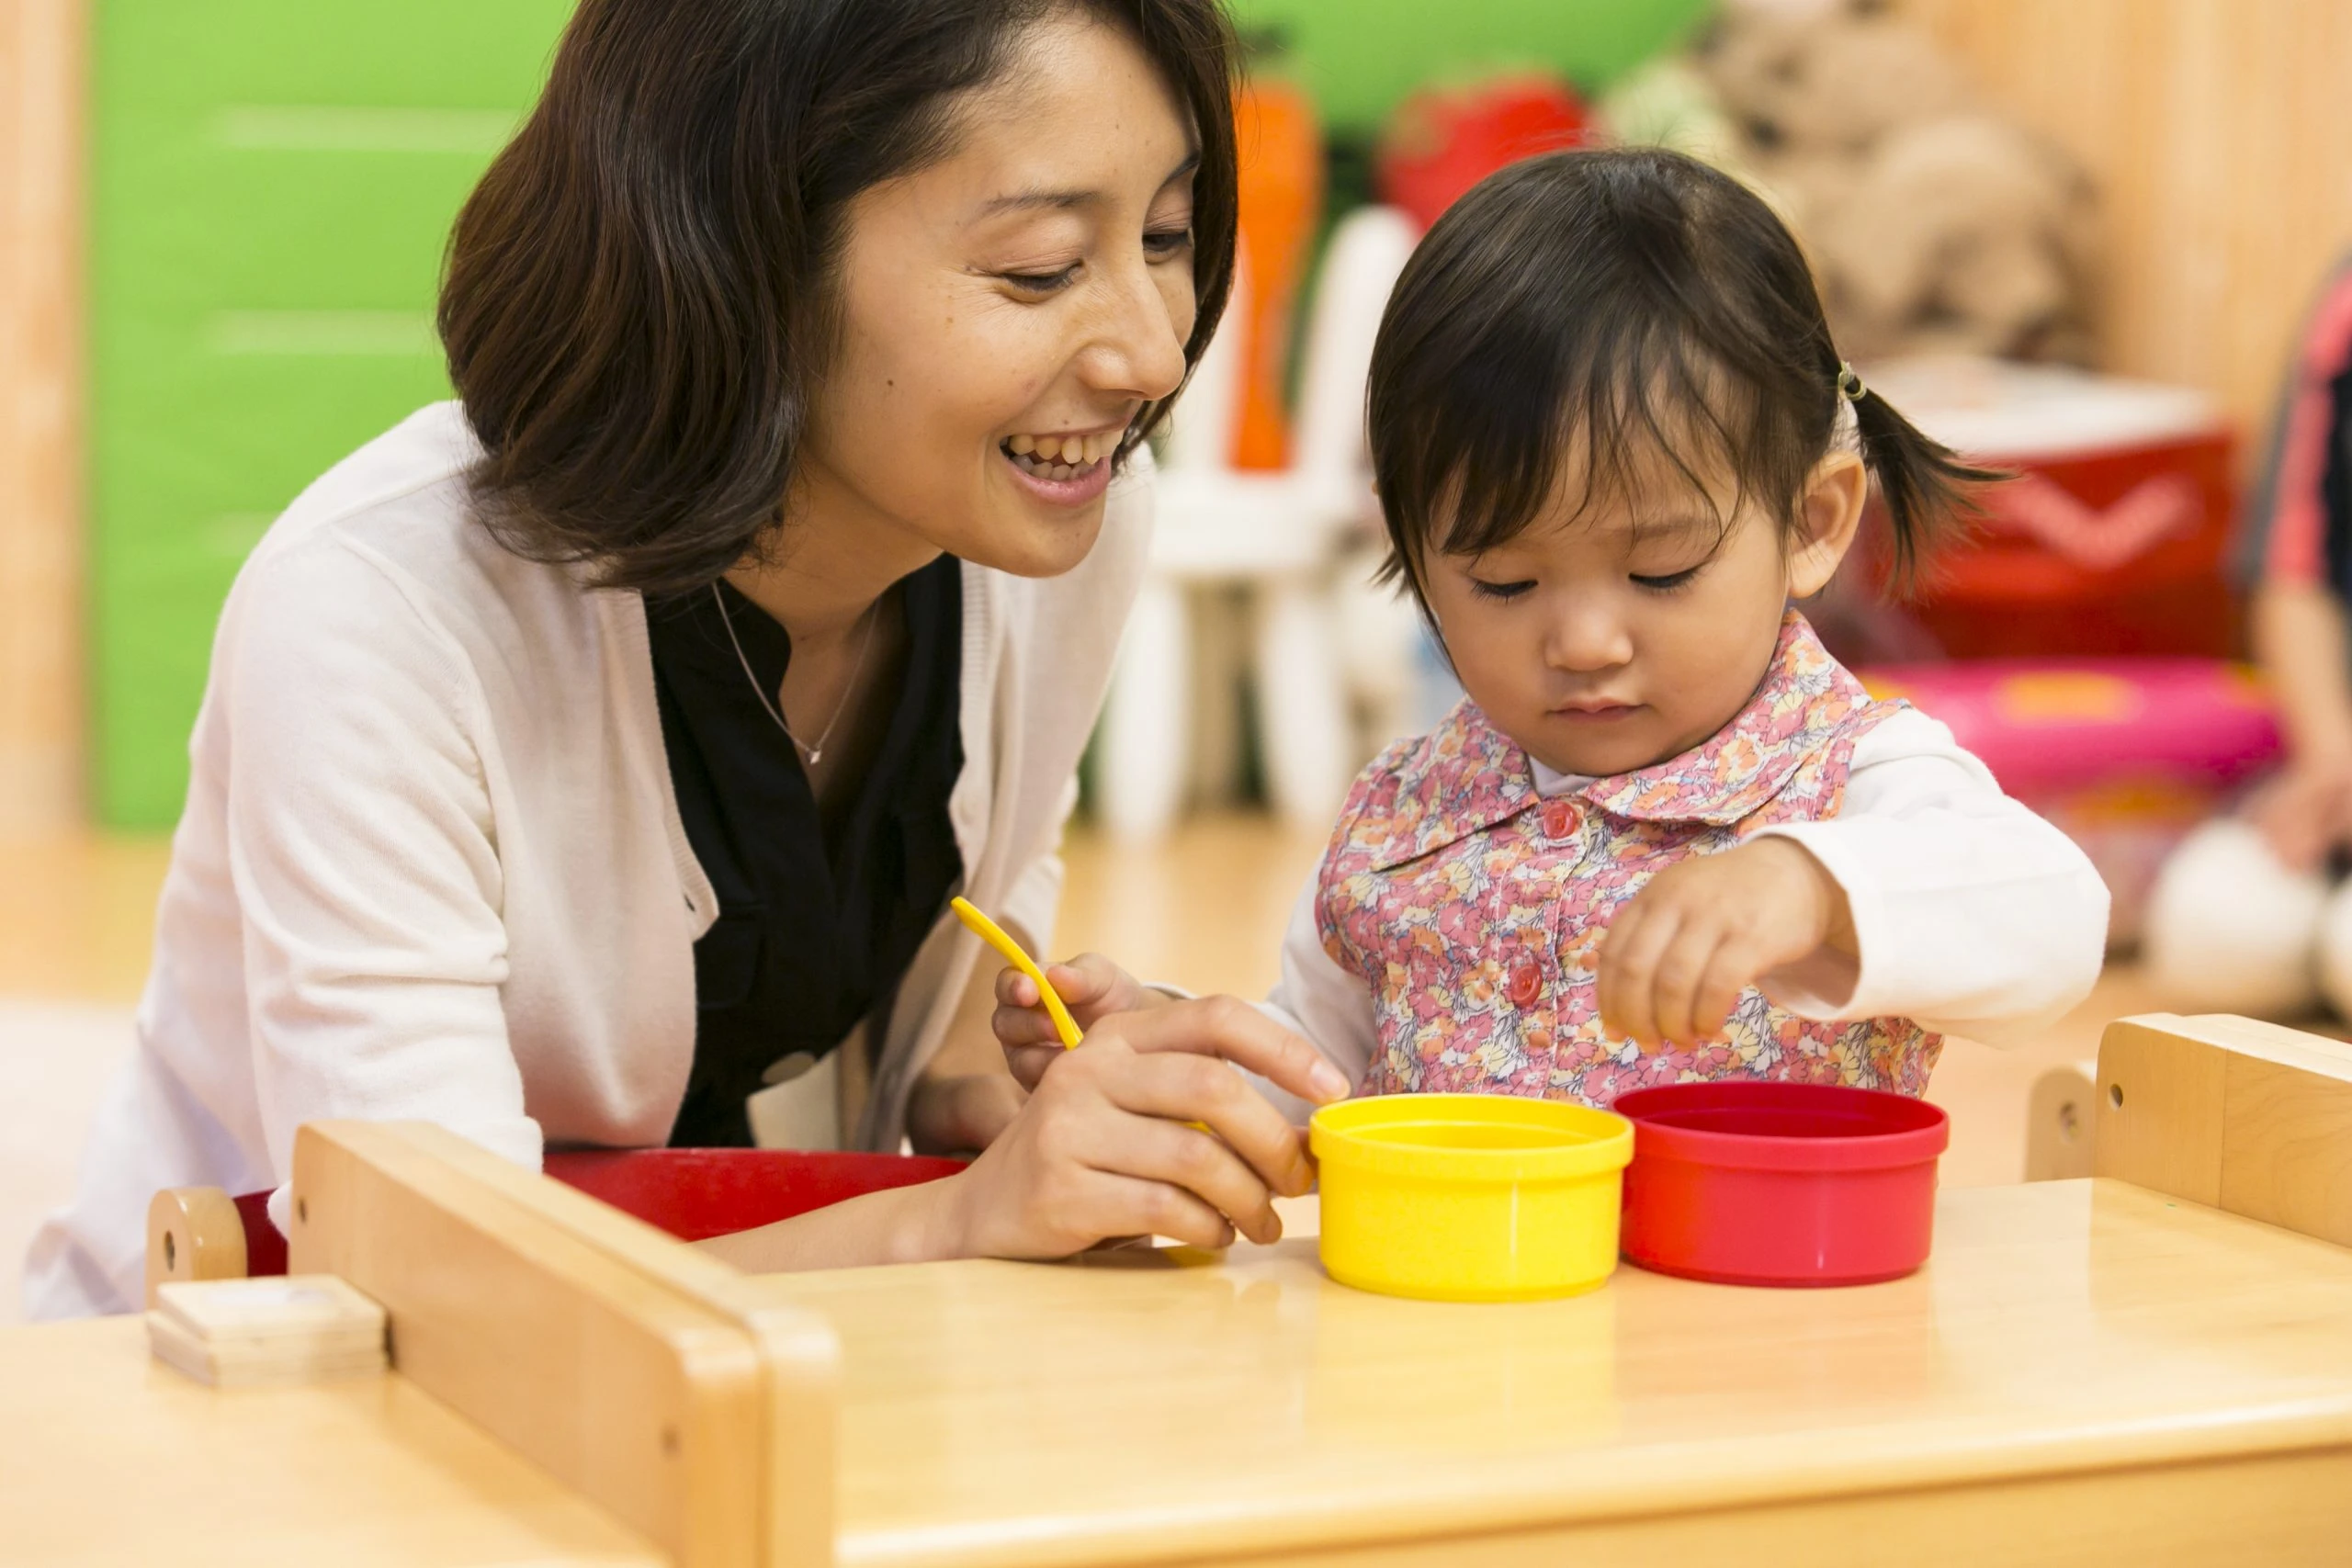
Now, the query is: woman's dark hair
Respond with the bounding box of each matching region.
[1366,147,1996,610]
[441,0,1238,595]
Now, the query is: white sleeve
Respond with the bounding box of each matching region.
[1250,874,1377,1123]
[224,540,543,1230]
[998,775,1079,960]
[1747,707,2109,1048]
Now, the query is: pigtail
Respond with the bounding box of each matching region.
[1844,369,2007,589]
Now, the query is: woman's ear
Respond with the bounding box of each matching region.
[1787,449,1870,598]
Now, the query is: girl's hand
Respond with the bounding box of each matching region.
[991,953,1164,1090]
[1598,838,1852,1048]
[936,998,1352,1257]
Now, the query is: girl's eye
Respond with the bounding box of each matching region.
[1631,566,1703,594]
[1144,226,1193,260]
[1001,265,1080,295]
[1469,578,1536,603]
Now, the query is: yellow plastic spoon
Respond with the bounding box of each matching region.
[952,897,1082,1049]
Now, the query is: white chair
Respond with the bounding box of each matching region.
[1096,206,1420,840]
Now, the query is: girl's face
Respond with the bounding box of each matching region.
[789,12,1200,579]
[1421,446,1868,778]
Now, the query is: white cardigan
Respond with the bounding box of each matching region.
[26,402,1148,1318]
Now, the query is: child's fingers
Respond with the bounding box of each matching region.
[1600,902,1681,1046]
[1690,933,1766,1040]
[1647,924,1719,1046]
[1004,1043,1062,1092]
[991,998,1069,1049]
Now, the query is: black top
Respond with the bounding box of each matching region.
[646,559,966,1147]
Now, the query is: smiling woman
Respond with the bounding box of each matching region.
[26,0,1355,1320]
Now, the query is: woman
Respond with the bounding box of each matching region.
[27,0,1347,1318]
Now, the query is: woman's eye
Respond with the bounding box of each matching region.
[1631,566,1703,593]
[1469,578,1536,602]
[1144,226,1193,260]
[1001,265,1080,294]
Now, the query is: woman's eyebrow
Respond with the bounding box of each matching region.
[975,151,1200,219]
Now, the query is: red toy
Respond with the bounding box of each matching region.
[1849,358,2238,660]
[226,1147,967,1275]
[1374,73,1590,232]
[1613,1080,1950,1288]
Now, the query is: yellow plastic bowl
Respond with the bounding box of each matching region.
[1311,1094,1634,1303]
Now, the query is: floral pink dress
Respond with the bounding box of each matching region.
[1317,612,1942,1106]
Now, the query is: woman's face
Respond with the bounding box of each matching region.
[792,12,1201,580]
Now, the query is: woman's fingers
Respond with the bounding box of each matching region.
[1080,1042,1317,1200]
[1003,1042,1061,1092]
[1108,995,1351,1108]
[1086,1112,1284,1245]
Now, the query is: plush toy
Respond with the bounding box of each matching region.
[1374,72,1591,233]
[1606,0,2099,366]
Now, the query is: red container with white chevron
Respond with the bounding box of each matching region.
[1840,357,2238,660]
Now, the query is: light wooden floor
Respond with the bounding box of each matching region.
[0,814,2167,1320]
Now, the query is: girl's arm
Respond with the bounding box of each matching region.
[1743,708,2109,1046]
[1251,879,1377,1121]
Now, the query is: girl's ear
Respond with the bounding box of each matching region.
[1787,449,1869,598]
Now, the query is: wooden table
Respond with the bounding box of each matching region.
[9,1179,2352,1567]
[0,1314,661,1566]
[748,1179,2352,1567]
[7,1013,2352,1566]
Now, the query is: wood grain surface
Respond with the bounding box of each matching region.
[0,0,84,833]
[736,1179,2352,1568]
[1901,0,2352,444]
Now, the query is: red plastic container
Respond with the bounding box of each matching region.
[1612,1082,1950,1288]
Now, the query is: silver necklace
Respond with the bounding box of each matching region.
[711,582,880,768]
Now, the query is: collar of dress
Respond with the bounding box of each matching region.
[1361,611,1879,871]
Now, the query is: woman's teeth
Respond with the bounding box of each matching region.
[1004,432,1112,480]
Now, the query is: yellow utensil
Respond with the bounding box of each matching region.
[952,897,1082,1049]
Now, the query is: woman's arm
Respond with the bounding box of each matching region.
[703,998,1352,1269]
[2255,580,2352,763]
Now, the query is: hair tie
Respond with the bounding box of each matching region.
[1837,361,1868,403]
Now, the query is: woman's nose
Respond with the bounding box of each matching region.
[1080,255,1191,403]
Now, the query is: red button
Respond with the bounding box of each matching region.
[1506,958,1544,1007]
[1540,799,1579,839]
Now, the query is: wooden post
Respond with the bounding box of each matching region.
[2094,1013,2352,1248]
[0,0,85,832]
[288,1122,840,1568]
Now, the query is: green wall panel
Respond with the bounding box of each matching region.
[1234,0,1712,133]
[90,0,574,827]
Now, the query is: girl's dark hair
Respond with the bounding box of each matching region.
[1366,147,1995,608]
[441,0,1238,595]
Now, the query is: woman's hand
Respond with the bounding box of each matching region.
[2247,761,2352,873]
[933,997,1351,1258]
[1598,838,1851,1048]
[991,953,1166,1090]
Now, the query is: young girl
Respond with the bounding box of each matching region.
[998,148,2107,1126]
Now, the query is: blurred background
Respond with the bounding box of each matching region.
[6,0,2351,1311]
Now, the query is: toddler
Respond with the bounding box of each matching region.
[1006,149,2109,1113]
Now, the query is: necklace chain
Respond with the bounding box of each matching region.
[711,582,879,768]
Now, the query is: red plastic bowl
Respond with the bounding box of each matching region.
[1611,1081,1950,1287]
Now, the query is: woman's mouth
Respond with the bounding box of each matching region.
[1001,431,1114,481]
[999,430,1118,504]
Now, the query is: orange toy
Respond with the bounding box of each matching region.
[1230,74,1323,470]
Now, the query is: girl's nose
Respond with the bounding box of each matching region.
[1545,604,1633,673]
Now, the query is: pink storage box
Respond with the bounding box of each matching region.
[1859,660,2283,944]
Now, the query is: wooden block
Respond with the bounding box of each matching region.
[2095,1013,2352,1247]
[286,1122,794,1568]
[145,1186,248,1308]
[2023,1059,2098,1182]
